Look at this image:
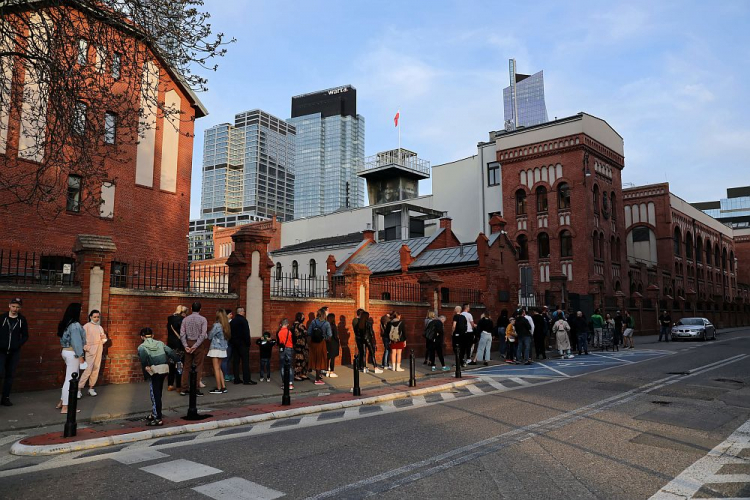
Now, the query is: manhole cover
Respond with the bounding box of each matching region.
[651,400,672,405]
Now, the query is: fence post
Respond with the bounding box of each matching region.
[63,372,79,438]
[282,357,291,406]
[455,346,462,379]
[352,354,361,396]
[409,349,416,387]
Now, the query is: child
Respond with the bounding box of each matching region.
[256,331,276,382]
[505,317,517,364]
[137,327,179,426]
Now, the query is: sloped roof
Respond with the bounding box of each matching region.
[410,244,478,269]
[336,229,444,275]
[271,231,363,255]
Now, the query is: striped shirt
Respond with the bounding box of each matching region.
[180,312,207,349]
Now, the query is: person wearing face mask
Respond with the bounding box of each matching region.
[78,309,107,397]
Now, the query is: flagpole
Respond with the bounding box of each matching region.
[398,108,401,151]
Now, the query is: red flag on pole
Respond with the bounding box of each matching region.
[394,111,400,127]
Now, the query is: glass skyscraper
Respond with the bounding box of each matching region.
[693,186,750,229]
[503,59,549,130]
[287,85,365,219]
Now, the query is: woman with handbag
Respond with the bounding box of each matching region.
[166,305,187,391]
[56,303,86,414]
[388,312,407,372]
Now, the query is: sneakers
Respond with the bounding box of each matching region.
[1,398,12,407]
[314,380,325,385]
[567,354,575,359]
[373,368,383,374]
[328,372,338,378]
[88,388,97,397]
[209,388,223,394]
[222,388,228,394]
[199,381,206,388]
[77,390,82,399]
[196,391,205,397]
[431,366,436,372]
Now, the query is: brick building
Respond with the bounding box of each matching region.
[497,113,627,314]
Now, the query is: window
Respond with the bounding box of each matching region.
[291,260,298,279]
[110,261,128,287]
[610,192,616,221]
[66,175,82,212]
[104,112,117,144]
[696,237,703,263]
[112,52,121,80]
[538,233,550,259]
[593,233,600,258]
[39,256,76,285]
[487,162,500,186]
[558,183,571,209]
[673,227,681,256]
[94,45,106,72]
[593,184,600,214]
[517,235,529,260]
[560,230,573,257]
[536,186,548,212]
[632,226,650,242]
[705,242,712,265]
[441,288,450,303]
[73,101,86,135]
[685,232,693,259]
[309,259,316,278]
[77,39,88,65]
[100,181,115,218]
[275,262,282,280]
[515,189,527,216]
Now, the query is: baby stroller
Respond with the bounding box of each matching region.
[601,324,617,351]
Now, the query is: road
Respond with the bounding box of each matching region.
[2,330,750,499]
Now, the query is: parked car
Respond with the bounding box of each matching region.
[671,318,716,341]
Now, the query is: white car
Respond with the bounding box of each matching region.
[671,317,716,341]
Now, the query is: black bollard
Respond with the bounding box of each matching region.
[282,357,291,406]
[409,349,416,387]
[352,354,361,396]
[183,363,211,421]
[455,346,462,379]
[63,372,79,438]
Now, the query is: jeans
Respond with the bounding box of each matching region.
[476,332,492,362]
[60,350,80,405]
[516,336,532,363]
[149,373,166,419]
[221,343,233,378]
[0,349,21,400]
[381,337,391,367]
[232,342,251,383]
[279,348,293,384]
[577,332,589,354]
[259,358,271,378]
[659,325,671,342]
[593,328,603,347]
[505,340,516,361]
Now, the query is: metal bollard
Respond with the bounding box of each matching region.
[409,349,416,387]
[183,363,211,421]
[63,372,79,438]
[352,354,361,396]
[455,346,462,379]
[282,357,291,406]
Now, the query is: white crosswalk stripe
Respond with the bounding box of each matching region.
[193,477,285,500]
[112,449,169,465]
[140,459,222,482]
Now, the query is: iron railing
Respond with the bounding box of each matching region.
[0,249,78,286]
[271,273,348,299]
[110,259,229,294]
[441,287,482,305]
[370,281,425,303]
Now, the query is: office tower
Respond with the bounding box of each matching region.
[200,110,295,222]
[693,186,750,229]
[287,85,365,219]
[503,59,549,130]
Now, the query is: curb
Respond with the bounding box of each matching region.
[11,377,479,456]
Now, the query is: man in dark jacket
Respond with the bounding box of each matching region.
[614,311,624,347]
[0,298,29,406]
[572,311,589,355]
[658,310,672,342]
[531,309,547,360]
[230,307,256,385]
[514,309,533,364]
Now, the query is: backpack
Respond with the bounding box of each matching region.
[423,320,436,341]
[310,320,325,343]
[389,323,401,342]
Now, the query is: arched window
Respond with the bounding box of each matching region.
[599,233,605,260]
[715,246,721,267]
[560,230,573,257]
[558,183,571,209]
[610,192,616,221]
[615,237,621,262]
[685,232,693,259]
[696,237,703,263]
[592,232,599,258]
[517,234,529,260]
[292,260,299,279]
[536,186,548,213]
[593,184,600,214]
[722,248,728,270]
[515,189,527,216]
[705,241,712,266]
[610,236,616,261]
[538,233,550,259]
[275,262,282,281]
[730,251,735,272]
[309,259,317,278]
[673,227,682,256]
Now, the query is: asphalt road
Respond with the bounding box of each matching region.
[2,330,750,500]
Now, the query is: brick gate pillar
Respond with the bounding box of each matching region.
[228,224,274,336]
[73,235,117,320]
[418,272,443,313]
[343,264,371,312]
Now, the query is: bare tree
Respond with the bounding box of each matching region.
[0,0,231,216]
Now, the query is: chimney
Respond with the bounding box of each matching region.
[439,216,452,232]
[399,244,414,273]
[489,214,507,234]
[362,224,376,242]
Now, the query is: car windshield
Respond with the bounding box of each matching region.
[677,318,704,326]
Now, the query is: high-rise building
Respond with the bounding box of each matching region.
[693,186,750,229]
[287,85,365,219]
[503,59,549,130]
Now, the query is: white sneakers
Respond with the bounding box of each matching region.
[373,368,384,374]
[88,388,97,397]
[328,372,339,378]
[77,390,82,399]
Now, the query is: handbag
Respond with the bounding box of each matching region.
[79,361,88,370]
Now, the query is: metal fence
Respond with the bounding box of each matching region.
[0,249,79,286]
[441,287,482,305]
[110,259,229,294]
[271,273,348,299]
[370,281,425,303]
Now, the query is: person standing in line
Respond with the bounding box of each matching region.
[179,302,208,397]
[78,309,107,397]
[380,312,392,369]
[451,306,467,367]
[277,318,294,389]
[166,305,187,392]
[461,304,477,365]
[57,303,86,414]
[308,308,332,385]
[496,309,509,357]
[614,310,624,347]
[207,309,231,394]
[572,311,589,355]
[231,307,255,385]
[388,312,407,371]
[475,312,494,366]
[505,317,517,363]
[255,332,275,382]
[292,312,309,381]
[325,312,340,377]
[352,309,366,372]
[604,313,617,351]
[553,313,574,359]
[623,310,636,349]
[515,309,533,365]
[137,327,179,426]
[541,306,553,350]
[0,297,29,407]
[363,311,381,372]
[221,309,233,383]
[423,311,436,364]
[426,314,450,371]
[658,310,672,342]
[531,308,547,360]
[591,308,604,348]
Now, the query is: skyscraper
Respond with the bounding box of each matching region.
[503,59,549,130]
[287,85,365,219]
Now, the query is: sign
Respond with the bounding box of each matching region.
[327,87,349,95]
[62,264,72,275]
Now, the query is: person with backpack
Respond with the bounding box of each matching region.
[388,312,407,372]
[553,313,574,359]
[451,305,467,367]
[380,312,392,369]
[277,318,294,389]
[292,312,309,382]
[475,311,494,366]
[425,315,449,371]
[137,327,180,426]
[56,303,86,414]
[308,308,332,385]
[0,297,29,407]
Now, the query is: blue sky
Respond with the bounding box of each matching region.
[189,0,750,219]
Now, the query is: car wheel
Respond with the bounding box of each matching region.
[701,331,707,342]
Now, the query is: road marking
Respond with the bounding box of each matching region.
[649,417,750,499]
[465,384,485,395]
[509,377,532,386]
[589,352,635,364]
[112,449,168,465]
[193,477,285,500]
[535,362,572,377]
[483,380,511,391]
[140,459,222,482]
[0,434,24,447]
